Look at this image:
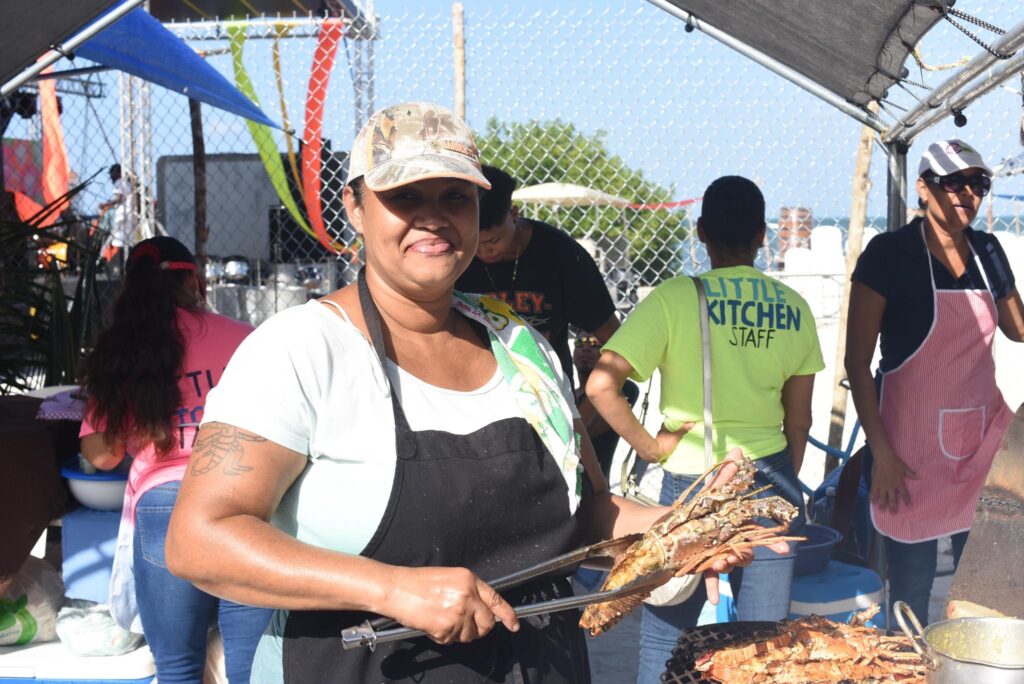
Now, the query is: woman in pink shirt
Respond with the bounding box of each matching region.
[79,236,271,683]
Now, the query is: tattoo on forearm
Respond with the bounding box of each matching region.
[191,424,266,477]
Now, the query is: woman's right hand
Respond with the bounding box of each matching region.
[870,444,917,512]
[383,567,519,645]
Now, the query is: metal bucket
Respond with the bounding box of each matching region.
[895,601,1024,683]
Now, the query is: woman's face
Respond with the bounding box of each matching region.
[917,168,986,234]
[344,177,479,296]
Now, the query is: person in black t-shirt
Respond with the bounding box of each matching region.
[846,139,1024,624]
[455,166,619,386]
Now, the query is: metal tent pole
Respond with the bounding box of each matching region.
[645,0,885,133]
[900,49,1024,145]
[883,21,1024,144]
[1,0,145,96]
[886,141,909,232]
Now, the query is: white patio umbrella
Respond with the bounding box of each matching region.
[511,182,630,208]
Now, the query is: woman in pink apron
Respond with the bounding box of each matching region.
[847,139,1024,624]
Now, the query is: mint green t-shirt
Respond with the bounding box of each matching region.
[605,265,825,474]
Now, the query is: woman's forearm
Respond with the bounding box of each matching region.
[80,433,126,471]
[587,372,659,461]
[587,490,666,542]
[168,510,404,613]
[845,359,892,461]
[784,423,809,475]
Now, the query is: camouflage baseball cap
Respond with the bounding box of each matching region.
[347,102,491,192]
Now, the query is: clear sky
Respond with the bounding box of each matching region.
[13,0,1024,223]
[359,0,1024,218]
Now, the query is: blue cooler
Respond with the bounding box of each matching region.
[789,560,885,628]
[0,641,154,683]
[60,508,120,605]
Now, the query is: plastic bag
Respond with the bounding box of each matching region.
[643,573,701,607]
[55,599,144,657]
[0,556,64,645]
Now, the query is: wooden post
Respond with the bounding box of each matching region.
[825,101,879,474]
[188,99,208,276]
[453,3,466,120]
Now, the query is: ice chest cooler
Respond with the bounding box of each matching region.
[789,559,885,628]
[60,508,120,605]
[0,640,154,683]
[697,560,885,628]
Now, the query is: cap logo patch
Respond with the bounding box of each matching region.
[431,139,475,158]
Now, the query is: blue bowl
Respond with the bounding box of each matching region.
[61,455,129,511]
[793,523,843,576]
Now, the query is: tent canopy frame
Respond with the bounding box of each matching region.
[647,0,1024,230]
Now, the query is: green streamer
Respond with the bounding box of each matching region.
[228,27,314,239]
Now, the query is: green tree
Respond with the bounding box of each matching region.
[475,117,689,285]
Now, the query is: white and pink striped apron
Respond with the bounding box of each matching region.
[871,225,1013,543]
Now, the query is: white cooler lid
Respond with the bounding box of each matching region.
[0,640,155,680]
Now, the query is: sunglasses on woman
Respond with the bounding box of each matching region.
[574,335,600,349]
[923,172,992,197]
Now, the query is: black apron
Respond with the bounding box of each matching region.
[282,271,592,683]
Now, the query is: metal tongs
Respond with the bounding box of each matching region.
[340,533,670,651]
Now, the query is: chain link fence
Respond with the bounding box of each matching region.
[4,3,1023,335]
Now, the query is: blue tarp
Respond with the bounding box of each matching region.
[75,7,279,129]
[994,194,1024,201]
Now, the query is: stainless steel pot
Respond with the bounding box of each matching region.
[895,601,1024,683]
[223,256,250,283]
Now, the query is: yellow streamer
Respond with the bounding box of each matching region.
[273,25,304,192]
[228,26,316,240]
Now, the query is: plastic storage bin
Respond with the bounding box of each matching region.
[60,508,120,605]
[0,640,154,682]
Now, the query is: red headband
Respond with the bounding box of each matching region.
[129,244,196,272]
[161,261,197,272]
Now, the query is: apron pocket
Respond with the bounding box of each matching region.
[938,407,985,461]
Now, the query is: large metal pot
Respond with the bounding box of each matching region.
[895,601,1024,683]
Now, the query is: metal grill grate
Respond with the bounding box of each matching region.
[660,621,776,684]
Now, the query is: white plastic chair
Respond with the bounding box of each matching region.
[783,246,815,273]
[811,225,845,274]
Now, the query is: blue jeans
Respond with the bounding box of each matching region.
[885,532,967,626]
[637,449,805,684]
[134,482,272,683]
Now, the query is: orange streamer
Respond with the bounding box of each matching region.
[301,18,345,255]
[38,66,69,212]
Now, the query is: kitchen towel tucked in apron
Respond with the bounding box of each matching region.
[871,224,1013,543]
[282,271,592,683]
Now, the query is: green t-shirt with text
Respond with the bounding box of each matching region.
[605,265,824,474]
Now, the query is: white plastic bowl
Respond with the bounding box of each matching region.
[61,456,128,511]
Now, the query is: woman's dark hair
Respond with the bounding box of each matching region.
[699,175,766,250]
[348,176,365,206]
[80,240,200,457]
[479,165,517,230]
